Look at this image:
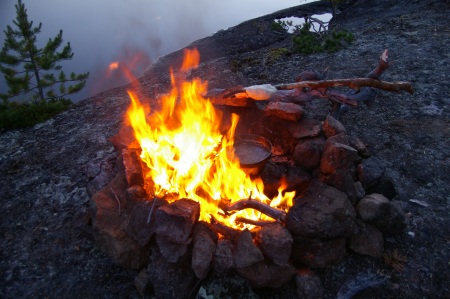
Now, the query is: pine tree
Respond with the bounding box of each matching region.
[0,0,89,103]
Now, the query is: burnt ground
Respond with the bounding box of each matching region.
[0,0,449,298]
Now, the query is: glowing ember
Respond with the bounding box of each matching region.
[125,48,294,229]
[109,61,119,71]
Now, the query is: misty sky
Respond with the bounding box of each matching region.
[0,0,315,101]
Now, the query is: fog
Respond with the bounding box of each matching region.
[0,0,315,101]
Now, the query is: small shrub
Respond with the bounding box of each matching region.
[292,22,354,54]
[266,48,290,65]
[324,30,355,52]
[271,21,287,32]
[292,23,323,54]
[271,20,292,33]
[0,98,72,130]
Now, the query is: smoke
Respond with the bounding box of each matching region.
[0,0,306,102]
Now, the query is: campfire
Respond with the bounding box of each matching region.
[90,48,411,298]
[126,48,295,230]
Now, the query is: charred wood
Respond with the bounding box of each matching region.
[219,199,287,222]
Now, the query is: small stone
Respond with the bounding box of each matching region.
[254,222,293,265]
[234,229,264,269]
[192,222,217,279]
[126,185,147,201]
[134,269,152,297]
[154,199,200,243]
[287,118,321,139]
[295,268,325,299]
[263,102,304,121]
[125,201,155,247]
[121,148,144,187]
[357,156,386,190]
[285,166,312,194]
[322,115,346,138]
[320,169,358,204]
[293,137,325,171]
[319,141,358,175]
[110,126,138,151]
[327,132,350,146]
[374,200,407,235]
[233,229,271,287]
[155,235,189,264]
[356,193,390,221]
[356,194,406,235]
[213,238,235,275]
[147,243,197,299]
[236,261,271,288]
[260,163,311,199]
[267,263,296,288]
[349,135,370,158]
[91,174,149,269]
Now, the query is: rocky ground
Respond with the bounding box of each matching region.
[0,0,449,298]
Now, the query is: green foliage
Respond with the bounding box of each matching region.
[266,48,290,65]
[292,22,354,54]
[0,0,89,104]
[271,20,292,33]
[0,98,72,130]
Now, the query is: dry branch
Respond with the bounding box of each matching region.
[274,78,414,94]
[234,217,277,227]
[219,199,287,222]
[208,50,413,118]
[209,215,239,239]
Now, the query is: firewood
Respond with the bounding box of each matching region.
[219,198,287,222]
[208,50,413,118]
[209,215,239,239]
[234,217,277,227]
[274,78,413,95]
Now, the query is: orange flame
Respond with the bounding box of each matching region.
[126,48,294,229]
[109,61,119,71]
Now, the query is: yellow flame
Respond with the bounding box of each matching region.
[126,48,294,229]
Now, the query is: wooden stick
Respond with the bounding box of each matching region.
[219,199,287,222]
[235,217,277,227]
[275,78,413,94]
[209,215,238,239]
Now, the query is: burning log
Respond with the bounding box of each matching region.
[234,217,277,227]
[209,215,239,239]
[219,198,287,222]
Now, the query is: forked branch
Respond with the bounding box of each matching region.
[219,199,287,222]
